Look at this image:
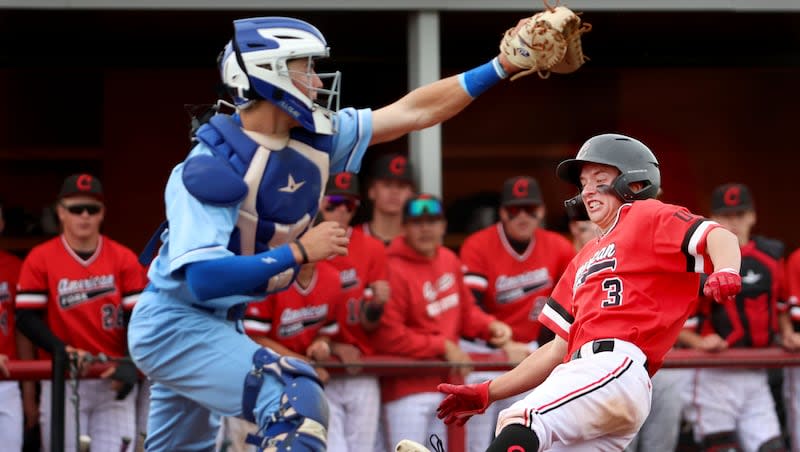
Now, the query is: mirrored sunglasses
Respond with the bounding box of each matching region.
[323,195,359,213]
[406,198,443,218]
[506,204,537,219]
[62,203,103,215]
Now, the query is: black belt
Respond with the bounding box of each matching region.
[191,303,247,321]
[571,339,649,373]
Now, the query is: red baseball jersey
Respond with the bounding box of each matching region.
[691,236,785,347]
[352,222,391,247]
[460,223,575,343]
[376,237,496,402]
[784,248,800,329]
[324,226,388,355]
[0,250,22,359]
[15,235,147,358]
[539,200,720,375]
[244,262,343,355]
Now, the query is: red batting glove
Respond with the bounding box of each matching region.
[436,380,492,426]
[703,268,742,303]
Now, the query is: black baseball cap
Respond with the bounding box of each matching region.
[371,153,414,184]
[403,193,444,222]
[325,172,360,198]
[711,183,754,214]
[59,173,104,202]
[501,176,543,206]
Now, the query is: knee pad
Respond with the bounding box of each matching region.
[241,348,329,452]
[486,424,540,452]
[758,437,787,452]
[701,431,742,452]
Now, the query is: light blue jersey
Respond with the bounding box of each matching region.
[146,107,372,308]
[129,107,372,451]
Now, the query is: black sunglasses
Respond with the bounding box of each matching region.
[62,203,103,215]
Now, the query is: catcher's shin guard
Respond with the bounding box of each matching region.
[242,348,329,452]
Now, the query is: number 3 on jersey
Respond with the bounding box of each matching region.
[601,277,623,307]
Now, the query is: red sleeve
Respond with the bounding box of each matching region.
[459,234,489,296]
[785,251,800,313]
[775,257,789,311]
[458,264,495,340]
[373,269,447,359]
[785,250,800,321]
[652,204,720,275]
[244,296,274,337]
[15,248,49,310]
[119,247,147,311]
[556,235,577,276]
[366,240,388,284]
[538,259,577,340]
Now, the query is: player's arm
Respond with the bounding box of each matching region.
[15,332,39,428]
[370,55,518,145]
[185,222,347,301]
[15,309,64,354]
[705,228,741,273]
[488,335,567,401]
[251,336,330,384]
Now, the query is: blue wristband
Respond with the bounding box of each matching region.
[458,57,509,98]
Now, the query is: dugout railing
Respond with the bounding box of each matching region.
[4,348,800,452]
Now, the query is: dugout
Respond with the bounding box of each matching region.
[0,2,798,255]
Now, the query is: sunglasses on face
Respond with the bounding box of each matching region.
[323,195,359,213]
[62,203,103,215]
[406,198,443,218]
[505,204,537,219]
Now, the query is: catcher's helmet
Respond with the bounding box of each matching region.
[218,17,341,135]
[556,133,660,202]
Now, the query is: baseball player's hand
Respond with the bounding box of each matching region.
[443,340,473,377]
[782,331,800,352]
[66,346,92,376]
[100,360,138,400]
[437,380,492,426]
[0,354,9,378]
[703,268,741,303]
[502,341,532,364]
[330,342,363,375]
[296,221,349,262]
[306,338,332,361]
[313,366,330,385]
[697,333,728,353]
[369,280,390,305]
[487,320,512,347]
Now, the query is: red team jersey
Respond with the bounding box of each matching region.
[0,251,22,359]
[539,200,719,375]
[324,227,388,355]
[376,238,496,402]
[244,262,344,354]
[460,224,575,343]
[15,235,146,358]
[784,248,800,330]
[692,236,786,347]
[352,222,391,247]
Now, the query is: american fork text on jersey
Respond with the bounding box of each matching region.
[424,273,458,317]
[58,275,117,308]
[574,243,617,289]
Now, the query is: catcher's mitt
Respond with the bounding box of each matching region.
[500,3,591,80]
